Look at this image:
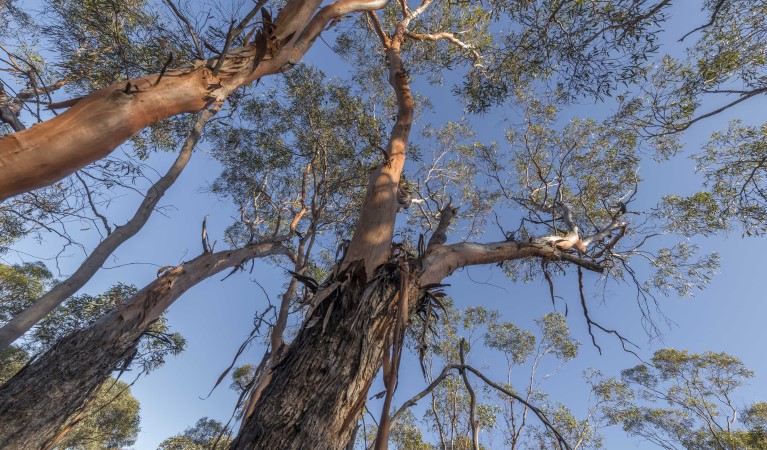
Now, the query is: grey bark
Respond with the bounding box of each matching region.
[0,239,288,449]
[230,261,405,450]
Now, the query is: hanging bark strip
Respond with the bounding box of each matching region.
[230,262,410,450]
[0,0,390,200]
[0,239,290,450]
[373,258,411,450]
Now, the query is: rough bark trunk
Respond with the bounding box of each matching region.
[231,262,406,450]
[0,240,287,449]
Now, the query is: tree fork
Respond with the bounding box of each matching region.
[231,261,412,450]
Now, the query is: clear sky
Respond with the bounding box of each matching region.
[4,1,767,449]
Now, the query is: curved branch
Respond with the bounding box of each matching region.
[420,240,603,285]
[389,363,573,450]
[0,0,391,200]
[0,106,217,351]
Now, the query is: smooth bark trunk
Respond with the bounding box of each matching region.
[0,108,214,351]
[0,240,287,449]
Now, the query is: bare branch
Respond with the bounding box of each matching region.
[678,0,726,42]
[577,267,642,359]
[420,240,603,286]
[390,363,573,450]
[404,30,482,66]
[459,339,480,450]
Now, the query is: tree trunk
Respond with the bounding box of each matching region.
[0,240,287,449]
[231,262,406,450]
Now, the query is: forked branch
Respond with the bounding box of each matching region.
[390,363,573,450]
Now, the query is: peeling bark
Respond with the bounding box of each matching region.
[231,262,408,450]
[0,240,288,449]
[228,238,600,448]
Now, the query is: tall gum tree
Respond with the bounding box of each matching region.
[2,1,745,449]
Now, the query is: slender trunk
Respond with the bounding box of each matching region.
[230,262,406,450]
[0,108,214,351]
[343,44,413,277]
[0,240,287,449]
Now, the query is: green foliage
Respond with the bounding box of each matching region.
[389,410,432,450]
[0,264,185,375]
[44,0,175,91]
[406,304,594,449]
[207,65,382,247]
[0,347,141,450]
[593,348,765,449]
[696,122,767,235]
[0,345,29,383]
[0,262,53,322]
[647,242,719,298]
[158,417,231,450]
[52,377,141,450]
[456,0,670,112]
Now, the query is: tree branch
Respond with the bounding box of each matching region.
[420,240,603,285]
[0,106,218,351]
[390,363,573,450]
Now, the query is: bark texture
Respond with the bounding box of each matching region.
[231,262,407,450]
[343,43,413,277]
[0,240,287,449]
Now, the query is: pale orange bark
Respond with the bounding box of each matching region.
[343,27,413,277]
[0,70,211,199]
[0,0,389,201]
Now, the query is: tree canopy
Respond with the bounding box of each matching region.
[0,0,766,449]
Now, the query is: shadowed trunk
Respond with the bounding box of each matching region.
[231,262,408,450]
[228,241,600,449]
[0,240,287,449]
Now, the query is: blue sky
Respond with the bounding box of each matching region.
[4,1,767,449]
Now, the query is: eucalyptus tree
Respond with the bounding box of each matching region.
[618,0,767,236]
[0,0,201,349]
[0,47,382,449]
[0,273,170,450]
[158,417,233,450]
[592,349,767,450]
[387,306,602,449]
[0,1,752,450]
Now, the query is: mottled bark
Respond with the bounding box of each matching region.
[0,240,288,449]
[343,37,413,277]
[0,108,215,351]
